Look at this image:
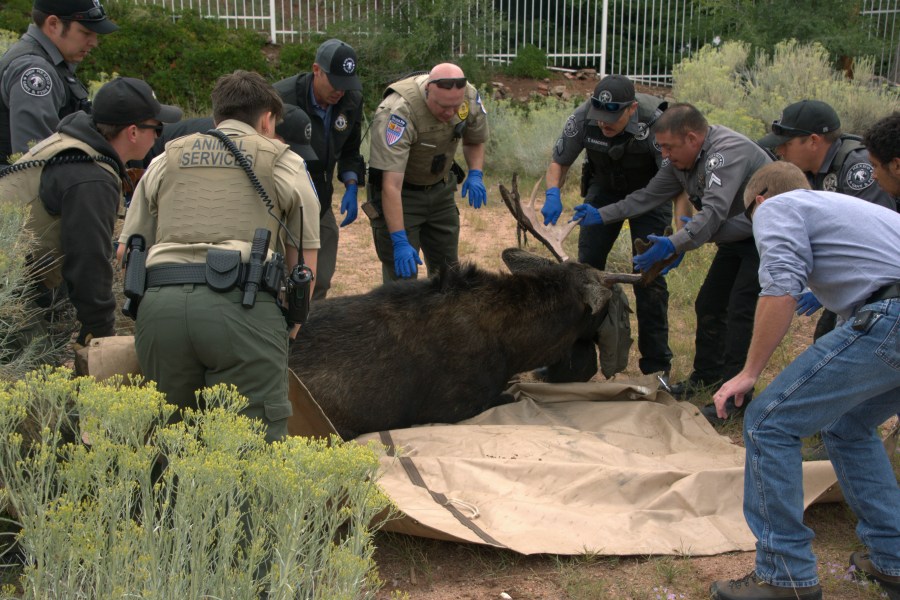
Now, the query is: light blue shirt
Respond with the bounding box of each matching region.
[754,188,900,319]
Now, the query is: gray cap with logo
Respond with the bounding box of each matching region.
[314,39,362,92]
[587,75,636,123]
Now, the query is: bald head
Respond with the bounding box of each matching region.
[429,63,465,80]
[424,63,467,122]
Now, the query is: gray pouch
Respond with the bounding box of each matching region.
[206,248,242,292]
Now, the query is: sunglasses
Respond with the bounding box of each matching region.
[65,6,107,22]
[744,186,767,222]
[590,97,630,112]
[428,77,467,90]
[770,120,813,137]
[136,123,164,137]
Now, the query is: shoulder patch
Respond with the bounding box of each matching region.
[457,101,470,120]
[845,162,874,191]
[555,138,564,156]
[705,152,725,171]
[385,114,407,146]
[21,67,52,97]
[822,173,838,192]
[334,113,349,132]
[635,122,650,141]
[563,114,578,138]
[475,92,486,114]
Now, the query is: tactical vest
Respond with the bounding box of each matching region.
[583,94,666,195]
[0,132,119,288]
[384,77,466,186]
[0,36,91,164]
[153,132,284,261]
[820,134,864,193]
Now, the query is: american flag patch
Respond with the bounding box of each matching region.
[386,114,407,146]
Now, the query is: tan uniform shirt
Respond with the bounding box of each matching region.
[369,75,489,186]
[121,119,320,268]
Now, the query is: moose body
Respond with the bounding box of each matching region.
[289,251,616,439]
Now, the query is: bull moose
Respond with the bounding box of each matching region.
[289,176,672,440]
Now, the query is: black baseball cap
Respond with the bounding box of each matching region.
[92,77,182,125]
[314,39,362,92]
[587,75,636,123]
[33,0,118,34]
[759,100,841,148]
[276,104,318,162]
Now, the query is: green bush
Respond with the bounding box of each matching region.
[505,44,550,79]
[0,368,391,599]
[0,0,30,38]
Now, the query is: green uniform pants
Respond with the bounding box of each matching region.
[312,207,338,301]
[370,179,460,282]
[134,283,291,443]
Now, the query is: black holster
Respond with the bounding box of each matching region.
[122,234,147,320]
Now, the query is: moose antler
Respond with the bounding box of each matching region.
[499,174,578,262]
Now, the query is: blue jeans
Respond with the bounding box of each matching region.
[743,298,900,587]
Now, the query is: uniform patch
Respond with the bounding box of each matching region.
[555,138,564,156]
[304,122,313,142]
[342,57,356,74]
[334,113,349,132]
[708,172,722,188]
[705,152,725,171]
[385,114,407,146]
[661,157,671,168]
[21,67,52,97]
[822,173,838,192]
[457,101,469,121]
[563,115,578,138]
[598,90,613,103]
[635,122,649,141]
[653,139,661,152]
[845,162,874,191]
[476,92,487,114]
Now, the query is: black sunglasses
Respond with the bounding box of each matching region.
[770,120,813,137]
[590,96,630,112]
[744,186,767,222]
[428,77,467,90]
[65,6,107,22]
[136,123,164,137]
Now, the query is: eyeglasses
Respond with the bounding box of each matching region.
[64,6,107,22]
[428,77,467,90]
[770,120,813,137]
[590,97,631,112]
[744,186,767,222]
[136,123,164,137]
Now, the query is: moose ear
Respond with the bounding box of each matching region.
[501,247,556,273]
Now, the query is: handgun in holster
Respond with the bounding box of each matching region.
[362,167,384,220]
[122,234,147,320]
[450,161,465,184]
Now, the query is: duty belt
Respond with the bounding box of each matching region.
[403,179,447,192]
[866,281,900,304]
[146,263,274,294]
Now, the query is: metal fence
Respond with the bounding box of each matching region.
[143,0,899,85]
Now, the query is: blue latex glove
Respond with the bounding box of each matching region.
[661,216,692,275]
[390,230,422,279]
[633,235,675,272]
[339,183,358,227]
[541,187,562,225]
[461,169,487,209]
[796,291,823,316]
[570,203,604,227]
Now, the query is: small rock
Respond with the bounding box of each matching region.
[500,593,513,600]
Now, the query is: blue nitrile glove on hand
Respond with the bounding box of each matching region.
[633,235,675,272]
[796,291,823,316]
[661,216,692,275]
[571,203,603,227]
[461,169,487,209]
[339,183,358,227]
[541,187,562,225]
[390,230,422,279]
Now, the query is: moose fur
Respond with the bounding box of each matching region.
[289,249,615,440]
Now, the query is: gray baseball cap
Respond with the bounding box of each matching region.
[276,104,318,162]
[586,75,636,123]
[92,77,182,125]
[33,0,118,34]
[314,39,362,92]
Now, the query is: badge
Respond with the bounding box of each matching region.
[385,114,407,146]
[457,101,469,121]
[705,152,725,171]
[476,91,487,114]
[563,115,578,138]
[635,122,649,141]
[822,173,838,192]
[334,113,349,132]
[21,67,52,97]
[845,162,874,191]
[598,90,613,103]
[342,57,356,74]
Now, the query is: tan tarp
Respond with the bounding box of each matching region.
[356,379,845,556]
[80,338,854,556]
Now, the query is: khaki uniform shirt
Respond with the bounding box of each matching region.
[121,119,320,268]
[369,74,489,186]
